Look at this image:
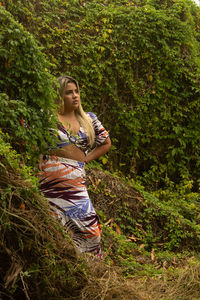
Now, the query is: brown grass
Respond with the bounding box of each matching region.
[145,260,200,300]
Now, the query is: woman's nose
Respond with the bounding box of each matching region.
[73,91,78,97]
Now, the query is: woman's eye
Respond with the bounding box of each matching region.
[65,89,79,95]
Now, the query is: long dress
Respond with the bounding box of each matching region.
[38,112,109,258]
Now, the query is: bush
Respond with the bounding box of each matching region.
[0,7,57,166]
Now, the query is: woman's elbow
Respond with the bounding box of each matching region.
[106,137,111,151]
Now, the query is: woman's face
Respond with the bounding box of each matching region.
[63,82,80,111]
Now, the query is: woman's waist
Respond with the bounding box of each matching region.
[42,155,85,168]
[46,144,86,162]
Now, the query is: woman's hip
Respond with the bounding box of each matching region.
[39,155,86,184]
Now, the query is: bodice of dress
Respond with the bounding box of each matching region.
[50,112,109,155]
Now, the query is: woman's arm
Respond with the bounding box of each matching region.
[85,137,111,164]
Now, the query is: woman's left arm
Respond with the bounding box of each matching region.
[85,137,111,164]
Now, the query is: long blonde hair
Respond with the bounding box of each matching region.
[56,76,95,147]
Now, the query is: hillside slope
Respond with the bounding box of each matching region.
[1,139,200,299]
[0,133,152,300]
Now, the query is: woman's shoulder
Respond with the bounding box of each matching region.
[86,112,97,120]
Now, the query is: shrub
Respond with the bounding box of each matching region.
[0,7,57,166]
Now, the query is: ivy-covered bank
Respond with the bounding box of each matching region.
[2,0,200,190]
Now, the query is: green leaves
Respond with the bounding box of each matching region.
[0,7,58,167]
[2,0,200,188]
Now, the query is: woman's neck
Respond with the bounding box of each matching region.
[63,108,76,116]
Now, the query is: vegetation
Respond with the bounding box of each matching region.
[1,0,200,299]
[2,0,200,188]
[0,7,59,167]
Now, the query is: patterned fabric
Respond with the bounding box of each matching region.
[39,113,109,258]
[39,156,102,258]
[50,112,109,155]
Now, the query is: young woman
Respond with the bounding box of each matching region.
[39,76,111,259]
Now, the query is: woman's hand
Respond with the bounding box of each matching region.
[85,137,111,164]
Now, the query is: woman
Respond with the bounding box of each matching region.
[39,76,111,259]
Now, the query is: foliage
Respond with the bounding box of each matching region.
[87,168,200,278]
[116,178,200,252]
[2,0,200,188]
[0,7,58,167]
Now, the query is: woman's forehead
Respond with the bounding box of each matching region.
[65,82,77,89]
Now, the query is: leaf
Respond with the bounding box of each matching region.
[104,218,113,226]
[102,157,108,165]
[151,249,155,261]
[115,225,121,235]
[20,203,25,211]
[88,175,97,190]
[138,244,145,251]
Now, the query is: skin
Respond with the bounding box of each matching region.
[44,82,111,164]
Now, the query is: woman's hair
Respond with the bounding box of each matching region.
[56,76,95,147]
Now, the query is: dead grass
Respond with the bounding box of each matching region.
[126,258,200,300]
[148,260,200,300]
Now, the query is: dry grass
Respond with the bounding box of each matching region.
[127,258,200,300]
[148,261,200,300]
[78,256,150,300]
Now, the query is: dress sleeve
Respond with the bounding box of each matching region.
[88,112,109,146]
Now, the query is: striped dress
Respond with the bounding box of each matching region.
[39,112,109,258]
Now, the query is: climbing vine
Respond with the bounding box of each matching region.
[1,0,200,188]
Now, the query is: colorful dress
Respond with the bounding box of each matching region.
[39,112,109,258]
